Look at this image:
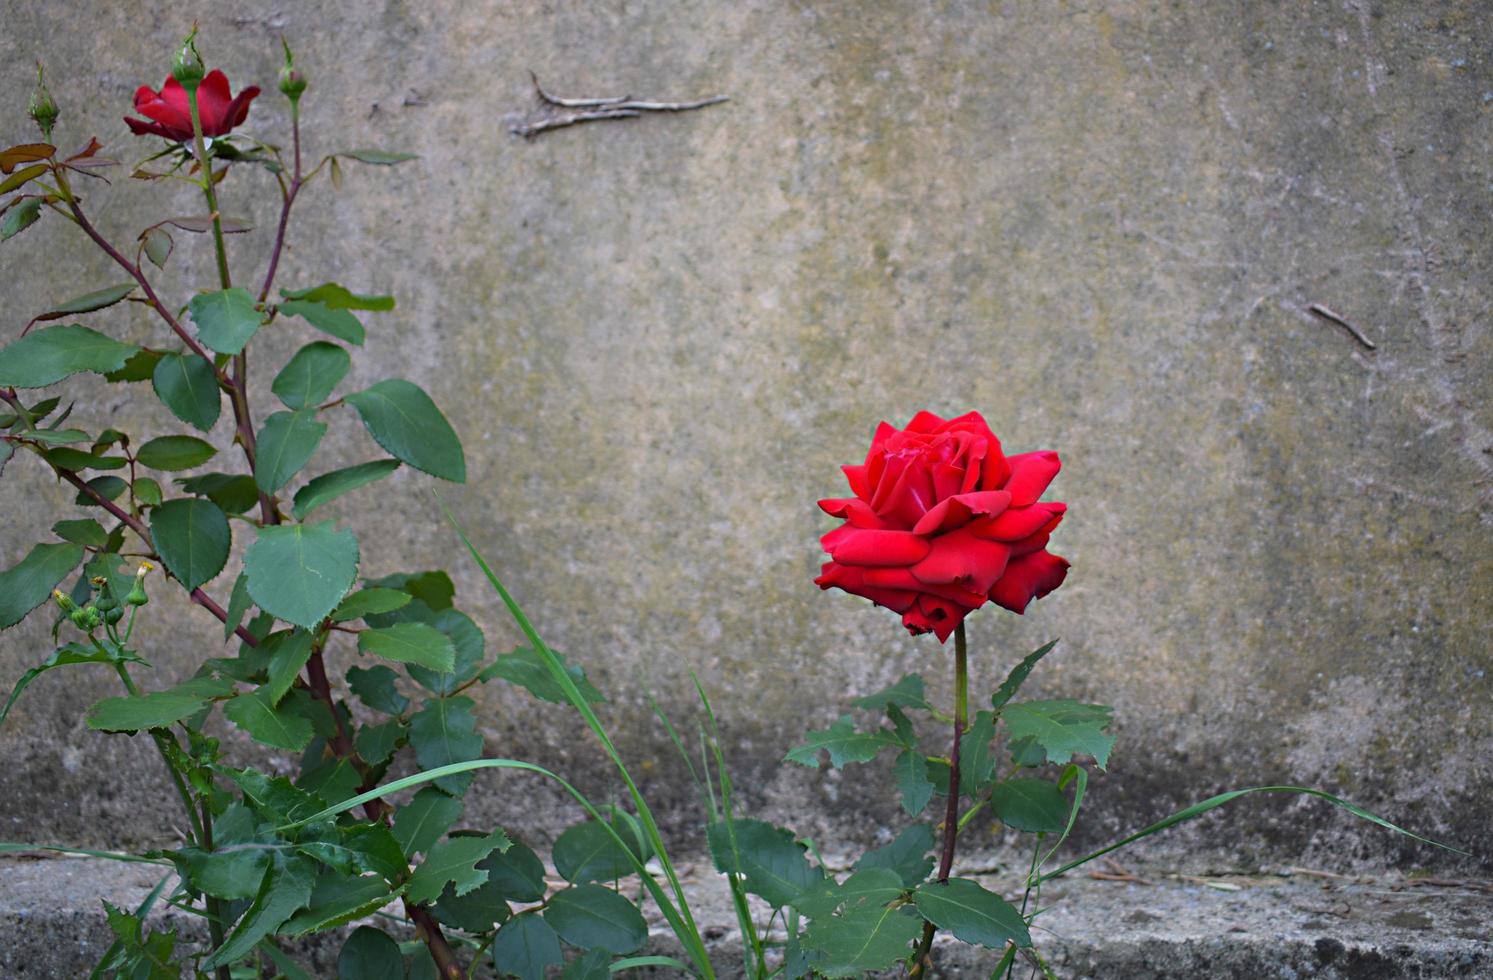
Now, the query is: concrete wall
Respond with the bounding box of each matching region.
[0,0,1488,872]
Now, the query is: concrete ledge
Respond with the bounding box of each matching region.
[3,856,1488,977]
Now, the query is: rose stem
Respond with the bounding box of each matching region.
[910,620,969,976]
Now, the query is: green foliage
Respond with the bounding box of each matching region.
[345,379,466,482]
[87,690,209,731]
[188,287,262,355]
[479,646,604,704]
[392,788,463,856]
[337,926,404,980]
[492,914,563,980]
[1,642,122,724]
[991,777,1070,833]
[243,521,359,629]
[855,824,935,887]
[271,341,350,409]
[347,664,409,715]
[1001,699,1116,769]
[405,829,511,904]
[553,816,649,884]
[136,434,216,471]
[799,901,922,977]
[150,498,230,590]
[0,541,83,629]
[784,714,900,769]
[408,697,484,795]
[279,298,365,345]
[358,622,456,672]
[990,640,1059,711]
[291,459,400,519]
[332,587,410,622]
[893,749,935,816]
[849,673,932,712]
[544,884,648,954]
[0,323,139,387]
[34,283,136,320]
[912,878,1030,948]
[224,687,314,750]
[254,409,327,493]
[708,817,822,908]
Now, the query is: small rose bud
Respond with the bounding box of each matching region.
[278,38,307,101]
[171,25,206,88]
[27,62,59,140]
[126,561,153,607]
[52,588,78,614]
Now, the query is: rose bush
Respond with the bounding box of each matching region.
[815,409,1068,640]
[124,69,258,141]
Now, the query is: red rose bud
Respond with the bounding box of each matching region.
[125,69,259,142]
[27,62,58,140]
[278,39,307,101]
[170,26,206,86]
[815,410,1069,642]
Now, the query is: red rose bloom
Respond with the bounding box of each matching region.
[125,70,259,142]
[815,410,1069,642]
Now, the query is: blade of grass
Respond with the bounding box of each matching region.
[0,843,173,865]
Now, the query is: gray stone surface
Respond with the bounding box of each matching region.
[0,0,1488,927]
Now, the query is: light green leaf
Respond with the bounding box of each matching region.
[263,629,314,705]
[87,691,209,731]
[479,646,603,704]
[913,877,1030,949]
[149,498,229,590]
[991,777,1071,833]
[291,459,400,520]
[188,287,262,355]
[104,348,163,383]
[151,353,221,431]
[358,622,455,672]
[991,640,1060,711]
[243,521,359,629]
[344,379,465,482]
[133,477,162,506]
[284,877,399,937]
[0,324,140,388]
[1001,699,1116,770]
[408,697,483,795]
[136,435,216,471]
[791,866,905,920]
[491,914,562,980]
[800,901,923,977]
[405,829,511,905]
[281,283,395,311]
[543,883,647,955]
[893,749,934,816]
[253,410,326,493]
[959,710,997,796]
[850,673,932,712]
[224,687,314,750]
[35,283,136,322]
[271,341,349,410]
[0,541,83,629]
[141,227,172,269]
[785,715,900,769]
[278,299,364,345]
[332,587,410,622]
[0,162,47,195]
[1,642,118,725]
[392,788,464,856]
[52,518,108,547]
[224,572,252,640]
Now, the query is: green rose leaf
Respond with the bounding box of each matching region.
[253,409,327,493]
[958,710,997,796]
[0,324,140,388]
[543,883,647,955]
[33,283,136,323]
[332,587,411,622]
[791,866,905,920]
[202,854,317,968]
[553,818,648,884]
[243,521,359,629]
[0,541,84,629]
[392,787,465,857]
[855,824,934,887]
[849,673,932,712]
[491,914,562,980]
[278,299,364,345]
[405,829,511,905]
[87,691,209,731]
[151,353,221,431]
[478,646,604,704]
[785,715,900,769]
[347,665,409,716]
[1,642,120,725]
[913,877,1031,949]
[483,839,547,903]
[224,687,314,751]
[336,926,403,980]
[799,902,923,977]
[2,198,42,241]
[150,498,230,590]
[51,518,107,547]
[271,341,350,410]
[136,435,216,471]
[262,629,314,705]
[41,447,128,471]
[708,817,823,908]
[176,472,260,514]
[893,749,935,816]
[990,640,1060,711]
[358,622,455,673]
[1001,699,1116,770]
[291,459,401,520]
[103,348,163,383]
[188,287,262,355]
[282,282,395,311]
[344,379,465,482]
[990,777,1070,833]
[408,696,483,795]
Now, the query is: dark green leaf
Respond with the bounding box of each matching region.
[136,435,216,471]
[52,518,107,547]
[291,459,400,520]
[959,710,997,796]
[560,950,611,980]
[204,854,316,967]
[492,914,562,980]
[26,427,88,444]
[366,570,454,611]
[279,299,364,345]
[408,697,484,795]
[141,227,173,269]
[344,379,465,482]
[2,197,41,240]
[483,838,547,903]
[785,715,900,769]
[1,642,117,725]
[392,788,464,856]
[407,608,485,694]
[226,768,327,824]
[337,150,419,167]
[544,884,647,954]
[172,806,267,899]
[991,777,1070,833]
[855,824,934,887]
[104,348,162,383]
[406,829,511,905]
[0,324,140,387]
[282,283,395,311]
[913,877,1030,949]
[358,623,455,672]
[893,749,934,816]
[225,688,315,750]
[479,646,604,704]
[132,477,162,506]
[337,925,403,980]
[332,588,410,623]
[347,665,408,715]
[188,287,262,355]
[243,521,359,629]
[990,640,1060,711]
[849,673,931,712]
[791,866,905,920]
[151,353,221,431]
[0,541,84,629]
[34,283,136,322]
[553,818,647,884]
[176,472,260,514]
[150,498,229,590]
[800,902,922,978]
[0,438,11,476]
[263,629,314,705]
[1001,700,1116,770]
[355,718,405,765]
[271,342,350,410]
[254,409,326,493]
[283,876,397,937]
[87,691,209,731]
[707,818,822,908]
[435,861,512,933]
[224,572,252,640]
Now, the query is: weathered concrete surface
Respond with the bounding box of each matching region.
[0,0,1489,902]
[4,856,1488,977]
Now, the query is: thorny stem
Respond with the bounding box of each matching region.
[909,621,969,977]
[257,100,302,304]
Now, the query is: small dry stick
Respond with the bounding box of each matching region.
[1308,303,1377,350]
[510,71,728,139]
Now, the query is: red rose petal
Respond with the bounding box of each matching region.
[818,497,888,529]
[904,410,949,434]
[825,528,931,567]
[911,489,1012,537]
[971,502,1066,541]
[909,527,1012,593]
[1003,451,1061,506]
[841,464,871,500]
[864,568,988,608]
[989,550,1070,614]
[815,563,917,613]
[221,85,260,133]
